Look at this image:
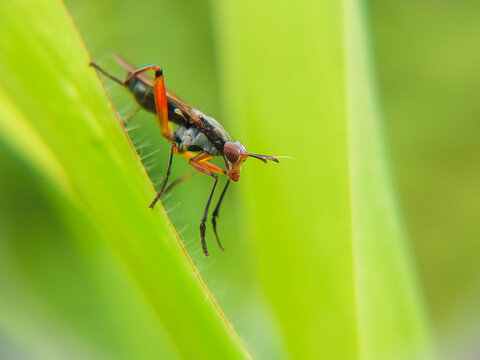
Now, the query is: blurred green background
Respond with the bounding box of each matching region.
[1,0,479,358]
[368,2,480,358]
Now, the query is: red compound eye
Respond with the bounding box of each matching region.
[224,142,240,163]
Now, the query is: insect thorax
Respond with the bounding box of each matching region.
[174,109,231,156]
[175,126,222,156]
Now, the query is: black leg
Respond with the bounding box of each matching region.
[89,62,125,86]
[211,180,230,251]
[199,174,218,257]
[149,143,176,209]
[160,172,196,199]
[187,152,223,257]
[122,105,140,124]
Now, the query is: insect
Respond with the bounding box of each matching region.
[90,56,278,256]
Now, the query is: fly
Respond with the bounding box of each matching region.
[90,56,279,256]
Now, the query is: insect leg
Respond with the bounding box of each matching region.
[194,161,226,175]
[122,105,140,124]
[159,172,197,199]
[178,151,226,175]
[123,64,174,141]
[89,62,125,86]
[211,180,230,251]
[149,143,177,209]
[189,152,221,257]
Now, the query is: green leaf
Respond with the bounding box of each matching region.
[346,1,435,359]
[0,0,248,358]
[211,0,435,359]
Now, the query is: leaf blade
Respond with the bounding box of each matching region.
[0,0,249,358]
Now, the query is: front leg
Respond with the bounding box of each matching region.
[178,151,226,175]
[188,152,220,257]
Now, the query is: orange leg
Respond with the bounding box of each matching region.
[149,148,226,212]
[179,151,226,175]
[123,64,174,141]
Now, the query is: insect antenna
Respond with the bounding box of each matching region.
[247,153,279,163]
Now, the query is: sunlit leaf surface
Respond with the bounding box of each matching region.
[0,1,248,359]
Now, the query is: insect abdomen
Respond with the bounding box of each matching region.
[126,78,156,113]
[125,77,188,127]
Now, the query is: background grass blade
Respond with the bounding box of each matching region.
[212,1,356,358]
[0,0,249,358]
[346,1,434,359]
[212,0,434,358]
